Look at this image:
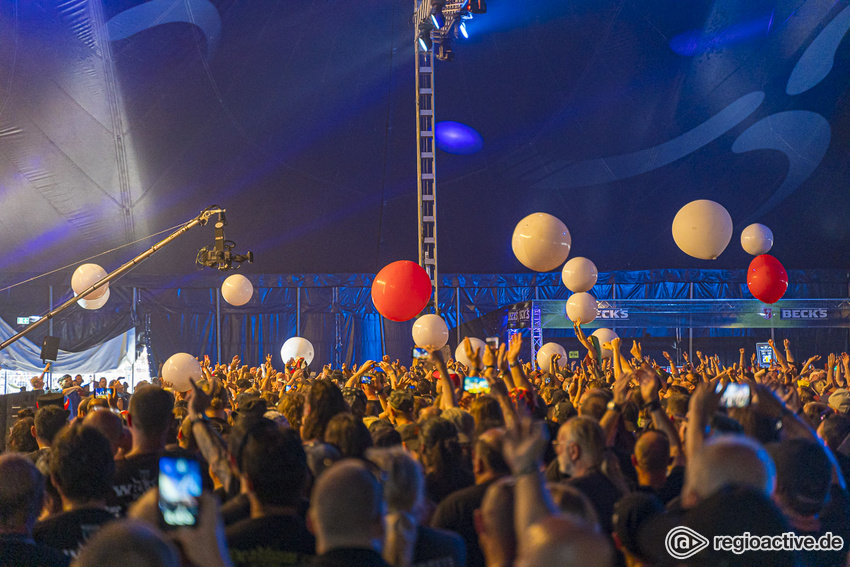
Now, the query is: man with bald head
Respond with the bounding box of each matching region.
[83,408,131,457]
[518,516,613,567]
[432,427,510,567]
[309,460,389,567]
[632,429,684,504]
[681,434,775,508]
[0,454,69,566]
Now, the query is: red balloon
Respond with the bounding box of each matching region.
[747,254,788,304]
[371,261,433,321]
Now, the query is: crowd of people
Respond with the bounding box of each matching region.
[3,325,850,567]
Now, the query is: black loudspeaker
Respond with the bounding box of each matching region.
[0,391,41,452]
[40,336,60,361]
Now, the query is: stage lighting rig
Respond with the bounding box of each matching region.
[415,0,483,53]
[195,208,254,271]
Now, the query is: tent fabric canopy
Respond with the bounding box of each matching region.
[1,0,849,280]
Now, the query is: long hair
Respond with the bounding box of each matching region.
[301,379,348,442]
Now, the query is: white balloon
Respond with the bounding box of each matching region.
[221,274,254,306]
[71,263,108,300]
[672,200,733,260]
[76,287,110,310]
[536,342,567,373]
[740,223,774,256]
[162,352,202,392]
[412,314,449,349]
[512,213,572,272]
[566,292,598,324]
[281,337,315,366]
[591,328,619,359]
[454,337,487,368]
[561,257,598,293]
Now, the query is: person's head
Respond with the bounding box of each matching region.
[308,460,384,554]
[301,380,348,442]
[682,434,776,508]
[128,386,175,444]
[368,447,424,518]
[324,413,373,459]
[74,375,83,386]
[418,417,462,472]
[98,377,107,388]
[30,375,44,391]
[342,388,368,421]
[0,454,44,534]
[442,407,475,442]
[387,390,415,421]
[578,390,610,421]
[547,483,599,528]
[517,515,614,567]
[49,423,114,505]
[632,429,670,476]
[612,492,664,564]
[817,413,850,454]
[73,519,180,567]
[83,407,130,456]
[474,477,516,567]
[555,416,605,477]
[767,439,832,518]
[238,419,308,508]
[472,428,510,480]
[277,392,305,432]
[33,405,69,447]
[6,417,38,453]
[469,395,505,435]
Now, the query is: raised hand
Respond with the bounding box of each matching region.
[507,333,523,365]
[463,337,482,372]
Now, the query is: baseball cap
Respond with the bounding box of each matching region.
[389,390,415,414]
[828,389,850,415]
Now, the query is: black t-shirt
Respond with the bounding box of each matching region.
[226,514,315,567]
[414,525,466,567]
[0,534,70,567]
[425,468,475,505]
[636,465,685,505]
[431,479,497,567]
[567,470,623,534]
[107,448,213,516]
[33,507,115,559]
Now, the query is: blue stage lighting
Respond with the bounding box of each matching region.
[459,21,468,38]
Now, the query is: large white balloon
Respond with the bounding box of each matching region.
[454,337,487,368]
[412,314,449,349]
[591,328,619,359]
[511,213,572,272]
[566,292,598,324]
[162,352,202,392]
[561,257,598,293]
[536,342,567,373]
[740,223,774,256]
[76,287,110,310]
[221,274,254,306]
[71,263,108,300]
[281,337,315,366]
[672,200,733,260]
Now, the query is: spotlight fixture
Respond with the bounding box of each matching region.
[459,21,468,39]
[417,23,433,51]
[430,5,445,29]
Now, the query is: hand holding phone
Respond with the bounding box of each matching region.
[716,382,751,408]
[159,456,202,529]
